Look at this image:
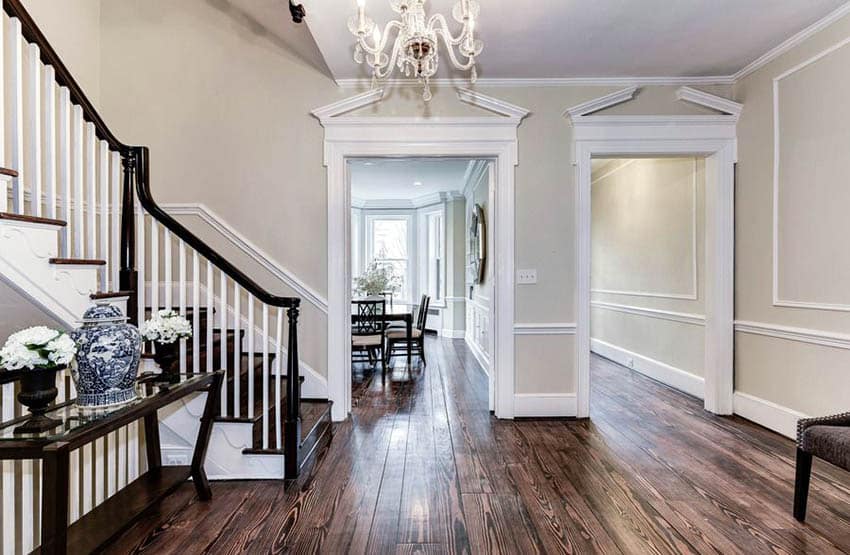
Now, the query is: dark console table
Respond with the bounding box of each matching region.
[0,370,224,555]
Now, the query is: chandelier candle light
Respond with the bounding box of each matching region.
[349,0,483,101]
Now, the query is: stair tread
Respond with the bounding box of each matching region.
[0,167,18,177]
[49,257,106,266]
[0,212,66,227]
[241,399,333,454]
[91,290,132,299]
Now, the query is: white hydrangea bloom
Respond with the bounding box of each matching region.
[0,326,76,371]
[141,311,193,344]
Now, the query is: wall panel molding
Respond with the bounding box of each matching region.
[734,320,850,350]
[772,36,850,312]
[592,301,705,326]
[513,323,577,335]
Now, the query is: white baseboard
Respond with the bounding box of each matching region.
[732,391,806,440]
[441,329,466,339]
[514,393,577,417]
[464,334,490,374]
[591,338,705,399]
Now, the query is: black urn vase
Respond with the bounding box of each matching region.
[14,367,61,434]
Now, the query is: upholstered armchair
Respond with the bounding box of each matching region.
[794,412,850,521]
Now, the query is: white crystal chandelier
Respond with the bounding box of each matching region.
[348,0,483,101]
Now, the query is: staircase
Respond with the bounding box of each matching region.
[0,0,330,484]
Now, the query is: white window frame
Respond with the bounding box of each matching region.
[364,212,415,304]
[419,205,447,307]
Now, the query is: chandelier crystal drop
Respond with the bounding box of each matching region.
[348,0,483,101]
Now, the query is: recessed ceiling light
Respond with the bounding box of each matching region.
[413,181,423,186]
[363,161,375,166]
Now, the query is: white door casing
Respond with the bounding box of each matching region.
[314,97,527,420]
[571,114,738,417]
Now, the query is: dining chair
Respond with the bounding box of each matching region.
[352,298,387,368]
[385,295,430,366]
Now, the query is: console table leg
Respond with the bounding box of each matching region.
[42,442,70,555]
[144,412,162,471]
[192,371,223,501]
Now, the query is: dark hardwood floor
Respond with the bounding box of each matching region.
[106,337,850,554]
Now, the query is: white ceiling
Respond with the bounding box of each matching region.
[301,0,847,82]
[350,158,476,201]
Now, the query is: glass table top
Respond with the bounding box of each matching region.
[0,372,211,442]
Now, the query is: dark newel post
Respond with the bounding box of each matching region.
[284,302,301,479]
[119,150,138,324]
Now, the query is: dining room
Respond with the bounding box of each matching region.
[349,157,488,396]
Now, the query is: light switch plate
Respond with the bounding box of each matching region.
[517,269,537,284]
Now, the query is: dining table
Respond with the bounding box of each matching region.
[352,297,415,366]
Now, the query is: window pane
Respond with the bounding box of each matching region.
[376,260,407,299]
[373,220,407,259]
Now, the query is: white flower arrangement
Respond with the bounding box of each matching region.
[0,326,77,371]
[140,310,193,344]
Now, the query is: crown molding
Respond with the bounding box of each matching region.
[310,88,385,123]
[676,86,743,119]
[351,190,464,210]
[462,159,490,198]
[563,86,638,121]
[733,2,850,81]
[456,88,531,119]
[336,76,736,88]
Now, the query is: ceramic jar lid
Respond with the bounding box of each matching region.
[79,302,128,324]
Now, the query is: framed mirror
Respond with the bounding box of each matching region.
[469,203,487,284]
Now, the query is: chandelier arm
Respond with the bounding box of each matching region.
[373,38,402,79]
[428,13,468,46]
[437,29,476,70]
[358,20,403,56]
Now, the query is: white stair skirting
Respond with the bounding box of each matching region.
[158,393,285,480]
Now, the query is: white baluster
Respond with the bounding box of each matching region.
[2,384,14,554]
[275,307,283,450]
[163,229,172,309]
[192,251,200,374]
[219,271,228,416]
[82,443,93,514]
[68,449,79,523]
[94,437,105,505]
[247,294,255,419]
[232,283,241,418]
[43,66,57,219]
[128,421,139,482]
[206,261,214,375]
[26,43,41,217]
[72,105,83,257]
[0,14,5,213]
[6,18,24,214]
[117,426,127,489]
[99,141,109,288]
[150,219,159,312]
[179,240,187,373]
[136,205,146,326]
[107,431,117,497]
[58,87,71,254]
[262,303,269,450]
[110,152,121,288]
[85,122,96,259]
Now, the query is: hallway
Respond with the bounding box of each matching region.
[109,338,850,554]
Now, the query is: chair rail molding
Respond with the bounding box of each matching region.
[160,203,328,313]
[571,115,737,418]
[591,301,706,327]
[316,99,523,420]
[772,35,850,312]
[734,320,850,351]
[513,323,577,335]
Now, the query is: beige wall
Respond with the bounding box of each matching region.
[732,12,850,416]
[20,0,101,105]
[90,0,728,397]
[591,158,706,381]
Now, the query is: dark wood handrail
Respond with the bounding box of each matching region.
[1,0,299,310]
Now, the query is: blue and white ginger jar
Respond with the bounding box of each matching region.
[70,303,141,408]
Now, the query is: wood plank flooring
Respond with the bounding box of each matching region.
[107,338,850,554]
